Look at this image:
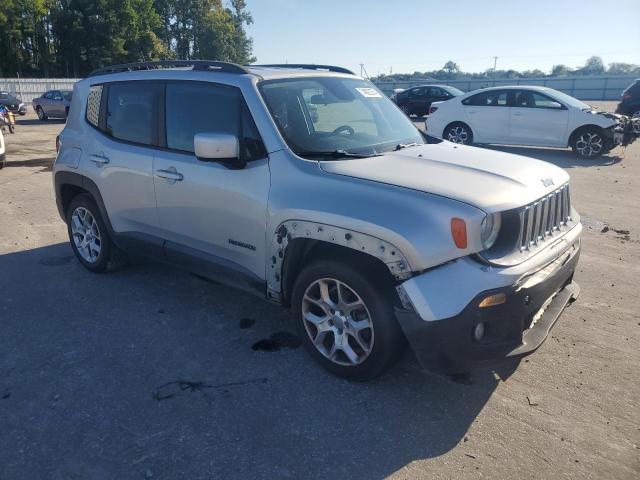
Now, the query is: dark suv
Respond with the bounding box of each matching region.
[0,91,27,115]
[393,84,463,117]
[616,79,640,117]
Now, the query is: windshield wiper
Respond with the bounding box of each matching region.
[296,149,381,159]
[393,142,421,151]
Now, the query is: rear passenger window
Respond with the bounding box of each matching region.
[86,85,103,128]
[462,91,508,106]
[106,83,159,145]
[165,82,266,161]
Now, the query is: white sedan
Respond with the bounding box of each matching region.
[425,85,631,158]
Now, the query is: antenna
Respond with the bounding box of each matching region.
[359,63,370,79]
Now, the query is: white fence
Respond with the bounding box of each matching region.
[374,75,637,100]
[0,78,80,104]
[2,74,636,104]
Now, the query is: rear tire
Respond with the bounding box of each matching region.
[7,123,14,134]
[36,106,47,120]
[66,194,127,273]
[571,127,606,159]
[444,122,473,145]
[292,259,405,381]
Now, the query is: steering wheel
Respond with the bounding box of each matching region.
[330,125,355,136]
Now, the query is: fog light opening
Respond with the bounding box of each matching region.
[478,292,506,308]
[473,322,485,342]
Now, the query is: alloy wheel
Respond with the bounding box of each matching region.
[575,132,603,157]
[37,107,44,120]
[447,125,469,144]
[301,278,374,366]
[71,207,102,263]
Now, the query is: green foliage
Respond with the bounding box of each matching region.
[0,0,255,77]
[374,57,640,83]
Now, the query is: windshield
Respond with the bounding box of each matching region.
[548,90,591,110]
[259,77,424,157]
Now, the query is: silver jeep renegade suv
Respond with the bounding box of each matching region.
[54,61,582,380]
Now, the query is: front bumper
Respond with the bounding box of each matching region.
[396,226,581,373]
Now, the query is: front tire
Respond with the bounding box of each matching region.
[400,104,410,116]
[66,194,126,272]
[292,259,405,381]
[36,106,47,120]
[572,127,606,159]
[444,122,473,145]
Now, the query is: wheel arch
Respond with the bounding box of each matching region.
[568,124,605,148]
[280,238,400,308]
[54,171,115,235]
[269,220,411,305]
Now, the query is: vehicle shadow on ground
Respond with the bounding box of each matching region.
[0,242,519,479]
[484,144,624,168]
[2,156,55,172]
[16,118,66,126]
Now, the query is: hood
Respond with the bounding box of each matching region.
[319,142,569,213]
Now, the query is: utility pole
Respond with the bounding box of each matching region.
[492,56,498,71]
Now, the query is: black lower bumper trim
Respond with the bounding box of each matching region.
[396,248,580,373]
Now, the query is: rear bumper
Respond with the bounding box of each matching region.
[396,227,581,373]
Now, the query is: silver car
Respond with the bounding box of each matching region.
[53,61,582,380]
[32,89,72,120]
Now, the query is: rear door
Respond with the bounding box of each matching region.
[408,87,429,116]
[153,81,270,279]
[461,90,510,143]
[509,90,569,146]
[83,81,161,236]
[51,90,65,117]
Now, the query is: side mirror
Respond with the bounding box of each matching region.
[194,132,245,169]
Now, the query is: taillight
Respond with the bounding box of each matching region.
[429,106,438,115]
[55,135,60,153]
[622,92,631,100]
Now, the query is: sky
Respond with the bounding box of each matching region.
[243,0,640,76]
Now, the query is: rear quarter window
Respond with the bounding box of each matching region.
[85,85,103,128]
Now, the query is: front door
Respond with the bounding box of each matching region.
[509,90,569,147]
[153,81,270,279]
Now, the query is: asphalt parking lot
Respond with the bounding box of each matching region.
[1,105,639,479]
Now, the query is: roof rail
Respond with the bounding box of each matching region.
[251,64,355,75]
[88,60,251,77]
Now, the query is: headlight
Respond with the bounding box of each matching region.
[480,213,501,249]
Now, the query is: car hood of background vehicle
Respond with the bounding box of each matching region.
[319,142,570,213]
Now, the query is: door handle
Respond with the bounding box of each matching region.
[89,153,110,165]
[155,168,184,182]
[468,110,477,114]
[512,112,523,116]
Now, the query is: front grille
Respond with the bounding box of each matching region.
[518,183,572,251]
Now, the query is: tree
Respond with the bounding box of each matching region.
[229,0,255,64]
[0,0,256,77]
[607,62,640,75]
[442,60,459,76]
[551,64,571,76]
[578,56,605,75]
